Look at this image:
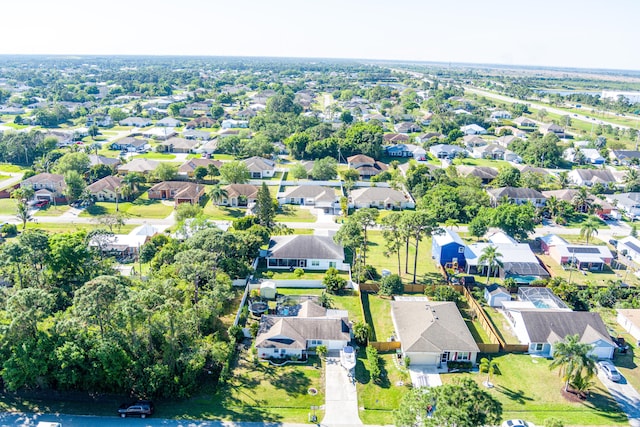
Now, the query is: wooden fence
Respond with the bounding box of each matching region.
[477,343,500,353]
[370,341,401,352]
[503,344,530,353]
[461,286,506,348]
[358,283,426,293]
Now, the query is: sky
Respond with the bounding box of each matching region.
[3,0,639,71]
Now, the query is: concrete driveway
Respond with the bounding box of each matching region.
[408,366,442,388]
[322,352,362,425]
[597,368,640,426]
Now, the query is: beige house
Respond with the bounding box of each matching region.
[87,176,123,202]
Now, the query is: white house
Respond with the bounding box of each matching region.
[504,309,616,359]
[255,301,351,359]
[568,169,617,187]
[617,236,640,264]
[349,187,414,210]
[460,124,487,135]
[278,185,340,214]
[221,119,249,129]
[391,300,479,366]
[243,156,275,178]
[266,235,349,271]
[490,110,512,120]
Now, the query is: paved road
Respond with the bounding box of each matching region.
[322,353,361,425]
[597,369,640,427]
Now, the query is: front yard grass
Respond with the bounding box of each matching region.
[203,202,246,220]
[361,293,394,342]
[356,350,409,425]
[25,222,136,234]
[0,163,27,173]
[131,152,177,160]
[80,194,173,219]
[0,198,17,215]
[440,353,628,426]
[274,205,316,223]
[33,204,71,217]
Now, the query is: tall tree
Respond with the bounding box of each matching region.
[382,212,404,276]
[255,182,275,227]
[351,208,379,268]
[580,216,601,244]
[208,185,228,205]
[219,160,250,184]
[549,334,597,392]
[404,211,440,284]
[15,200,32,230]
[478,245,504,284]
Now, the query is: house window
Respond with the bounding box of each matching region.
[458,247,465,253]
[310,340,322,346]
[457,352,470,361]
[534,343,544,351]
[329,262,336,268]
[311,260,320,267]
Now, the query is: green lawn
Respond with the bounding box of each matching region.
[203,202,246,220]
[361,293,394,342]
[537,253,629,287]
[275,288,363,324]
[132,152,177,160]
[274,205,316,223]
[33,204,71,217]
[366,231,443,285]
[452,157,509,168]
[25,222,136,234]
[0,164,27,173]
[440,353,628,426]
[357,351,409,425]
[80,194,173,219]
[0,199,17,215]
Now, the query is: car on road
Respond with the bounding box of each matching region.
[598,360,622,382]
[33,200,49,208]
[501,420,531,427]
[117,400,154,418]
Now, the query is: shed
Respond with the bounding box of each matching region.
[260,281,277,300]
[617,309,640,342]
[484,284,511,307]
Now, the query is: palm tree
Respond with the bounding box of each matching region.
[545,196,560,221]
[122,172,144,196]
[478,245,503,284]
[479,357,500,387]
[15,200,32,230]
[557,171,569,189]
[444,218,460,229]
[208,185,228,205]
[580,216,601,244]
[549,334,597,392]
[572,187,592,214]
[624,168,640,191]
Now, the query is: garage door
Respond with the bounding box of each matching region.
[407,352,439,365]
[592,345,614,360]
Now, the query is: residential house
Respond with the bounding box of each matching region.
[495,135,520,148]
[147,181,205,206]
[617,309,640,343]
[617,236,640,264]
[384,144,427,161]
[141,127,177,140]
[415,132,444,144]
[484,284,511,307]
[610,150,640,166]
[156,117,182,127]
[460,124,487,135]
[568,169,617,187]
[504,150,523,163]
[346,154,388,178]
[544,189,612,215]
[505,309,616,359]
[197,138,218,155]
[221,119,248,129]
[119,117,152,127]
[86,114,113,127]
[182,130,212,140]
[278,185,340,214]
[89,234,147,260]
[255,301,351,359]
[88,154,120,168]
[349,187,414,210]
[159,137,200,153]
[45,130,74,147]
[464,240,549,284]
[383,133,410,144]
[178,158,222,178]
[391,300,480,366]
[87,176,123,202]
[266,235,348,271]
[456,165,498,184]
[494,126,527,138]
[606,192,640,219]
[186,117,215,129]
[244,156,276,178]
[463,135,488,149]
[235,109,257,119]
[538,234,570,254]
[540,123,565,137]
[219,184,259,207]
[110,137,149,153]
[117,159,160,175]
[490,110,512,120]
[513,117,537,128]
[218,129,241,138]
[472,144,506,160]
[548,243,613,271]
[363,113,387,122]
[429,144,467,160]
[563,148,605,165]
[20,173,66,202]
[432,228,466,268]
[394,122,421,134]
[487,187,546,208]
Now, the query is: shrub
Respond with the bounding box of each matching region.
[427,285,461,303]
[232,215,257,230]
[315,344,328,359]
[447,360,472,371]
[1,223,17,237]
[264,271,274,279]
[379,274,403,296]
[294,268,305,278]
[323,267,347,294]
[366,345,381,383]
[249,322,260,337]
[228,325,244,341]
[353,321,371,346]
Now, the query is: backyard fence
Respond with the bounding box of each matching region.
[477,343,500,353]
[461,285,505,348]
[369,341,401,352]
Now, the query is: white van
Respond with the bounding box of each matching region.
[36,422,62,427]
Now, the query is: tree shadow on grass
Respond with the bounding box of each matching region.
[495,384,533,404]
[85,205,108,215]
[355,352,370,384]
[581,387,631,423]
[360,292,377,341]
[271,370,311,396]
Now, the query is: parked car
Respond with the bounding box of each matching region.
[33,200,49,208]
[36,423,62,427]
[501,420,530,427]
[598,361,622,382]
[117,400,154,418]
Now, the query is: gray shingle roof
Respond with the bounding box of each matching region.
[391,301,479,353]
[255,316,350,349]
[519,310,615,346]
[268,235,344,260]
